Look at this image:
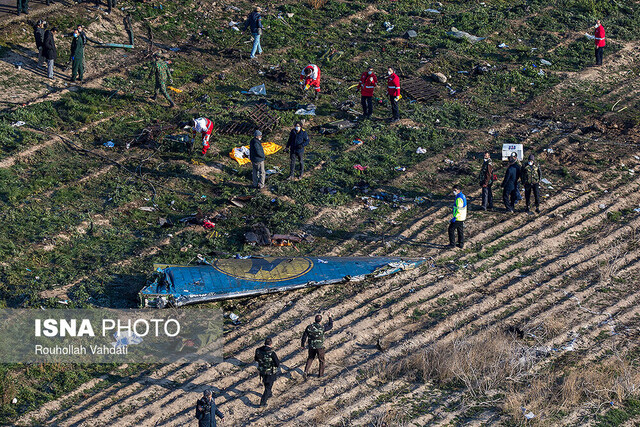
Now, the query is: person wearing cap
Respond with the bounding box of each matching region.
[594,20,605,66]
[34,20,47,67]
[195,389,224,427]
[148,52,175,108]
[300,64,321,99]
[358,66,377,119]
[285,121,309,180]
[243,7,264,59]
[501,153,520,213]
[521,154,542,213]
[249,130,266,189]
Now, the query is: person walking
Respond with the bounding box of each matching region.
[448,185,467,249]
[249,130,266,189]
[191,117,214,155]
[254,337,280,407]
[521,154,542,213]
[195,389,224,427]
[285,122,309,180]
[301,313,333,378]
[17,0,29,15]
[243,7,263,59]
[148,52,175,108]
[594,20,606,66]
[34,20,46,68]
[479,151,494,211]
[43,27,58,79]
[358,66,377,119]
[386,66,400,122]
[300,64,321,100]
[70,26,86,83]
[501,154,520,213]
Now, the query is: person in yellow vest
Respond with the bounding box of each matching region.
[448,185,467,249]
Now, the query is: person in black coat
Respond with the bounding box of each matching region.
[34,20,46,67]
[195,389,224,427]
[501,154,520,213]
[285,121,309,180]
[43,27,58,79]
[249,130,265,189]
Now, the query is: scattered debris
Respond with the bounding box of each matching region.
[447,27,485,43]
[402,77,442,101]
[228,312,240,324]
[416,147,427,154]
[103,141,115,148]
[498,42,508,48]
[383,21,394,32]
[540,59,552,66]
[403,30,418,39]
[203,219,215,229]
[354,164,368,172]
[318,120,356,134]
[229,195,255,208]
[158,217,173,228]
[353,139,363,145]
[540,178,552,185]
[244,83,267,96]
[599,204,607,210]
[395,166,406,172]
[584,33,596,40]
[546,148,554,153]
[248,104,280,133]
[430,72,447,84]
[139,206,155,212]
[424,8,440,13]
[228,21,240,31]
[11,121,26,127]
[295,105,316,115]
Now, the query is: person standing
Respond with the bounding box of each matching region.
[17,0,29,15]
[448,185,467,249]
[195,389,224,427]
[191,117,214,155]
[300,64,321,100]
[34,20,46,68]
[70,26,86,83]
[249,130,266,189]
[148,52,175,108]
[521,154,542,213]
[358,66,377,119]
[501,154,519,213]
[386,66,400,122]
[301,313,333,378]
[43,27,58,79]
[254,337,280,407]
[243,7,263,59]
[285,122,309,180]
[594,20,606,66]
[479,151,494,211]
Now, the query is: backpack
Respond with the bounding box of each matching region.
[256,347,276,375]
[307,323,325,349]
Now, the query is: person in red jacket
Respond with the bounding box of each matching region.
[358,67,377,119]
[594,20,606,66]
[300,64,321,99]
[386,66,400,122]
[191,117,214,155]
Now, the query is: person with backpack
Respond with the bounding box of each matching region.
[479,151,494,211]
[195,389,224,427]
[254,337,280,406]
[301,313,333,378]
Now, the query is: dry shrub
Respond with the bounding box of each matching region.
[307,0,328,9]
[311,403,335,425]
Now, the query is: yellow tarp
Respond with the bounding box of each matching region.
[229,142,282,165]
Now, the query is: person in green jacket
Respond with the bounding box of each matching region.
[70,26,86,83]
[148,52,175,108]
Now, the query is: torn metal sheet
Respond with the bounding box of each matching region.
[401,77,442,102]
[140,257,424,307]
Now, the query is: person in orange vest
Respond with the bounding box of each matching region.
[386,66,400,122]
[594,20,606,66]
[300,64,321,99]
[191,117,214,155]
[358,66,377,119]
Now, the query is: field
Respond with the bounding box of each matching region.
[0,0,639,425]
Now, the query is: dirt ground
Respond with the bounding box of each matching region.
[2,1,640,426]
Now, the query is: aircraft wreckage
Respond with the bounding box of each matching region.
[140,256,424,307]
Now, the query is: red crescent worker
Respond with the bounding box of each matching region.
[358,66,377,119]
[300,64,321,100]
[594,20,605,66]
[387,66,401,122]
[192,117,214,155]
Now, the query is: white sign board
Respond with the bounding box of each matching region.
[502,144,523,161]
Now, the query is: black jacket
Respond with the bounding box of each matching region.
[286,129,309,152]
[254,345,280,374]
[501,162,519,192]
[195,397,224,427]
[34,27,45,48]
[43,30,57,61]
[244,11,263,34]
[249,137,265,163]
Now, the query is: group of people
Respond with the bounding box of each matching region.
[32,20,86,81]
[194,314,333,426]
